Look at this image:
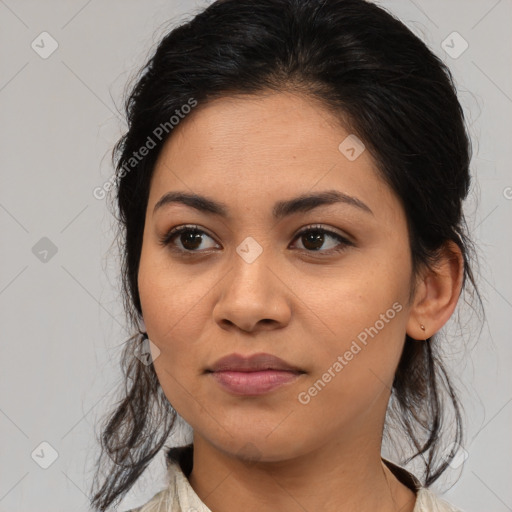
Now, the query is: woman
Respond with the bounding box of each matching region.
[90,0,481,510]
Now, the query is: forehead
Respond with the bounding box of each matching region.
[148,91,399,224]
[156,91,351,166]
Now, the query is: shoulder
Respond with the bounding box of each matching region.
[122,444,210,512]
[382,458,461,512]
[125,486,463,512]
[122,487,171,512]
[414,487,462,512]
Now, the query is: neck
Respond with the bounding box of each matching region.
[187,432,417,512]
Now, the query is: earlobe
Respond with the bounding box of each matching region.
[406,241,464,341]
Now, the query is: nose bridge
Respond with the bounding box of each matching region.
[213,234,291,331]
[229,233,275,296]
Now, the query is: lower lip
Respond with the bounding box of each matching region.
[210,370,302,396]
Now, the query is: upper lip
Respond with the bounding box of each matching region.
[208,353,304,373]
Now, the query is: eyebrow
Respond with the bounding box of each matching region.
[153,189,373,219]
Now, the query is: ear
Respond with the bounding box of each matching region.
[406,241,464,340]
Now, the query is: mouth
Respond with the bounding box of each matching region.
[206,352,306,396]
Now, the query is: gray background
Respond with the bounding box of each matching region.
[0,0,511,510]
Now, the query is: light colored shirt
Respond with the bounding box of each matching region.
[125,445,461,512]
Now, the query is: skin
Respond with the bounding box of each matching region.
[137,90,463,512]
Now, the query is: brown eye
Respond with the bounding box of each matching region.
[176,230,205,251]
[292,225,353,254]
[159,225,219,252]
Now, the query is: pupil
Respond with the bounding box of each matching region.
[303,232,324,251]
[182,232,202,250]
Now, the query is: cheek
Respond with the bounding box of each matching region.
[291,282,407,435]
[304,257,408,337]
[296,256,410,390]
[137,248,217,410]
[139,266,206,419]
[138,245,211,344]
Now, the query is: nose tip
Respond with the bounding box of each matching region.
[214,281,291,333]
[221,317,279,333]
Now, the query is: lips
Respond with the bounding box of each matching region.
[207,353,305,396]
[207,352,304,373]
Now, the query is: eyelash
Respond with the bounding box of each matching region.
[158,224,354,257]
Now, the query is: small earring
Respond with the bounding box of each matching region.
[420,324,426,331]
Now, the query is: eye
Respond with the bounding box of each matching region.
[290,224,353,254]
[158,224,219,253]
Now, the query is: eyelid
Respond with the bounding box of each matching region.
[293,223,353,244]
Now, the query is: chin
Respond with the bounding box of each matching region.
[205,429,308,464]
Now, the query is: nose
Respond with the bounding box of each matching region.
[212,249,292,333]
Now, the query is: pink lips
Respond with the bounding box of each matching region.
[207,352,305,396]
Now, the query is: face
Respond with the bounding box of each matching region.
[138,91,416,462]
